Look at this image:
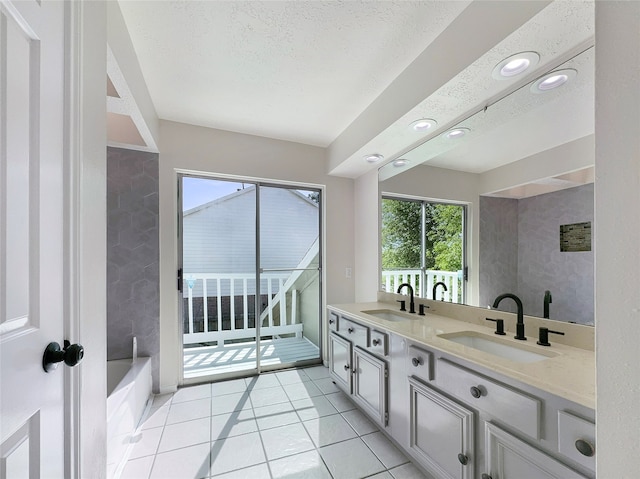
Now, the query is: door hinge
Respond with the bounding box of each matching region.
[384,412,389,424]
[463,266,469,281]
[177,268,183,292]
[384,368,389,379]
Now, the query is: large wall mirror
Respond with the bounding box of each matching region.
[378,45,594,326]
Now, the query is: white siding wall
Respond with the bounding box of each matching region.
[182,186,319,296]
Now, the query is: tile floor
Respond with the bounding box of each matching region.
[118,365,430,479]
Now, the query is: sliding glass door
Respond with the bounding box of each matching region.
[179,175,321,382]
[258,186,321,371]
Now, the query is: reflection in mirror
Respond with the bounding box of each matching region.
[479,176,594,325]
[378,48,594,326]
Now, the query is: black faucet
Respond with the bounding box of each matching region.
[543,290,552,319]
[492,293,526,340]
[397,283,416,314]
[432,281,448,301]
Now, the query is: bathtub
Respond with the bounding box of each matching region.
[106,358,152,478]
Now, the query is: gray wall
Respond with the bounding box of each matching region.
[479,196,518,313]
[107,147,160,391]
[480,183,594,324]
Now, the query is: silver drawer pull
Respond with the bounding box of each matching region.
[343,364,350,371]
[575,439,595,457]
[372,339,381,346]
[411,357,421,367]
[457,453,469,465]
[329,319,335,324]
[470,386,483,399]
[347,327,354,333]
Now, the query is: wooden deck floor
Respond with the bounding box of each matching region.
[183,337,320,379]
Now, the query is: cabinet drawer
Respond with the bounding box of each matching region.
[328,311,339,332]
[408,345,433,382]
[368,330,388,357]
[436,359,541,439]
[558,411,595,472]
[339,317,369,348]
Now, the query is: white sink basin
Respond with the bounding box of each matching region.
[361,309,416,322]
[438,332,556,363]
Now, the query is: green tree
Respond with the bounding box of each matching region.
[428,204,463,271]
[381,199,422,269]
[382,199,463,272]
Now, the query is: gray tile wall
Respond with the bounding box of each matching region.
[107,147,160,391]
[479,184,594,325]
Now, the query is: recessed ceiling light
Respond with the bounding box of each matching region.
[492,52,539,80]
[530,69,577,93]
[410,118,437,132]
[363,153,384,163]
[393,159,409,167]
[442,128,470,140]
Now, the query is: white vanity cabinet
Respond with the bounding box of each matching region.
[328,312,389,427]
[408,376,474,479]
[485,422,588,479]
[326,306,595,479]
[405,341,595,479]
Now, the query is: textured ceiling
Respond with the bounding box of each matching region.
[117,0,594,180]
[118,0,470,147]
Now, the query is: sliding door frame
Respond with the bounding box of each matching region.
[178,172,323,385]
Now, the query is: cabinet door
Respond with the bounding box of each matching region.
[484,422,588,479]
[408,378,474,479]
[353,347,388,426]
[329,332,352,393]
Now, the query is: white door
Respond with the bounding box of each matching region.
[1,0,70,477]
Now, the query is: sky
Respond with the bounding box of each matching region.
[182,177,251,211]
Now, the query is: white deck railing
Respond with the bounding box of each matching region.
[182,272,302,346]
[382,269,462,302]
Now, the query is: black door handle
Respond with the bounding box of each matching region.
[43,341,84,372]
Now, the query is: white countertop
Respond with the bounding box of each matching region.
[328,301,595,410]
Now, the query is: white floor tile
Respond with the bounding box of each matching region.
[319,437,385,479]
[269,450,332,479]
[166,398,211,424]
[128,427,163,460]
[389,462,431,479]
[254,402,300,430]
[362,432,409,469]
[158,417,210,453]
[172,383,211,403]
[210,463,271,479]
[324,391,356,412]
[150,443,210,479]
[292,396,338,421]
[341,409,378,436]
[303,414,357,448]
[120,455,155,479]
[209,432,266,476]
[312,377,341,394]
[260,423,315,460]
[140,406,169,430]
[249,385,289,408]
[245,373,281,390]
[276,368,310,385]
[283,380,323,401]
[211,410,258,440]
[211,392,252,416]
[368,472,394,479]
[303,365,330,380]
[211,378,248,397]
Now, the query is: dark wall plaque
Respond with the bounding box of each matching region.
[560,222,592,252]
